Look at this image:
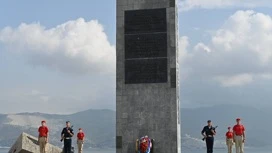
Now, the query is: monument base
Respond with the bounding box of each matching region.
[9,132,62,153]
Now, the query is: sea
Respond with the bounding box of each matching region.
[0,147,271,153]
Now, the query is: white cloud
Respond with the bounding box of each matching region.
[180,10,272,87]
[30,90,41,96]
[194,43,211,53]
[40,96,50,102]
[212,10,272,63]
[178,36,194,82]
[193,27,200,31]
[0,18,115,74]
[258,73,272,80]
[27,89,51,103]
[179,36,190,62]
[179,0,271,11]
[214,74,253,87]
[177,10,272,107]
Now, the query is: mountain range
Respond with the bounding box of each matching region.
[0,109,115,148]
[0,104,270,149]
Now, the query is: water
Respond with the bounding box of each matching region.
[183,148,271,153]
[1,147,271,153]
[0,148,115,153]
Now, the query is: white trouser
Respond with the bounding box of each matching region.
[226,139,233,153]
[234,135,244,153]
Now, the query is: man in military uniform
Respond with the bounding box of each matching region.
[201,120,216,153]
[61,121,74,153]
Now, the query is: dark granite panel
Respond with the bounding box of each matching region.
[125,33,167,59]
[125,8,166,34]
[125,58,167,84]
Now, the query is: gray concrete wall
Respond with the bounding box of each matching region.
[116,0,180,153]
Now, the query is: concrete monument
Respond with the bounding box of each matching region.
[116,0,180,153]
[9,132,62,153]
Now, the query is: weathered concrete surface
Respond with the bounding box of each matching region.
[116,0,181,153]
[8,132,62,153]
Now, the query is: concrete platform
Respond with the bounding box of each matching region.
[8,132,62,153]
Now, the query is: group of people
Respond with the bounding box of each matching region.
[38,120,85,153]
[37,118,245,153]
[201,118,245,153]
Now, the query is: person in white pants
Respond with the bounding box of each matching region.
[225,127,234,153]
[233,118,245,153]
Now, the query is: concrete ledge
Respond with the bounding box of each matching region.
[8,132,62,153]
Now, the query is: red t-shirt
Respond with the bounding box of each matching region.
[226,131,233,139]
[38,126,49,137]
[233,124,245,136]
[77,132,85,140]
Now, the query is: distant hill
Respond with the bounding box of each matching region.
[0,109,115,148]
[181,104,272,147]
[0,104,270,148]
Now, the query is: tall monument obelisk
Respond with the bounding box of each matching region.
[116,0,180,153]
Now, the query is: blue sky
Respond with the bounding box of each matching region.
[1,0,272,114]
[0,1,116,39]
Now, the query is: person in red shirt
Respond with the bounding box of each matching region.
[77,128,85,153]
[232,118,245,153]
[226,127,234,153]
[38,120,49,153]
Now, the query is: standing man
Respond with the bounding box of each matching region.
[61,121,74,153]
[77,128,85,153]
[233,118,245,153]
[201,120,216,153]
[38,120,49,153]
[226,127,234,153]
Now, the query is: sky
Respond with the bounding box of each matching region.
[1,0,272,114]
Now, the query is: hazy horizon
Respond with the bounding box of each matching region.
[0,103,269,115]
